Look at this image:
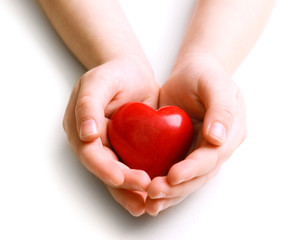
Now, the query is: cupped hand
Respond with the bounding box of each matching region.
[63,56,159,216]
[146,54,247,216]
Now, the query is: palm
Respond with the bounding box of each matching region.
[145,66,247,216]
[63,58,159,216]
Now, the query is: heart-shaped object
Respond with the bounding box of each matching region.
[107,102,194,179]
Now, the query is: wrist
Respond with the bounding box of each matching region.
[110,54,154,82]
[171,51,228,81]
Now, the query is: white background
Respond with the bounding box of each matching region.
[1,0,306,239]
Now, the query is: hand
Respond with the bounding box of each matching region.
[63,56,159,216]
[145,54,247,216]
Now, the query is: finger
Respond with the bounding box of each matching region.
[107,186,147,217]
[147,165,221,200]
[167,143,219,185]
[147,172,208,200]
[75,66,118,142]
[146,195,184,216]
[79,139,152,190]
[63,78,125,186]
[120,168,151,192]
[63,81,81,149]
[198,75,238,145]
[78,138,125,187]
[146,167,221,216]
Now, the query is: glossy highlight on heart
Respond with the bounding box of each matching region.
[107,102,194,179]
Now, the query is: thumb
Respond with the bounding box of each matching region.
[75,68,116,142]
[199,77,238,146]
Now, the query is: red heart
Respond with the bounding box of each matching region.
[107,102,194,179]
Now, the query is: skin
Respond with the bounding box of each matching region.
[145,0,275,216]
[39,0,158,216]
[38,0,275,216]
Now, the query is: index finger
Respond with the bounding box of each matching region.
[78,139,125,187]
[167,143,219,185]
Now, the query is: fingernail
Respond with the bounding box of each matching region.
[173,178,188,185]
[80,119,97,138]
[152,192,166,199]
[152,212,159,217]
[209,122,226,143]
[129,210,143,217]
[151,206,163,217]
[132,184,145,192]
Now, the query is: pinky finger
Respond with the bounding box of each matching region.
[107,186,147,217]
[167,144,218,186]
[146,196,185,217]
[146,166,222,216]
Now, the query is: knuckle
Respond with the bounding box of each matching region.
[75,95,94,118]
[80,67,100,82]
[76,139,102,168]
[76,144,91,167]
[212,103,236,124]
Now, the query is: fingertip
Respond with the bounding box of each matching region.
[138,171,152,191]
[109,168,125,187]
[79,119,100,142]
[167,166,190,186]
[146,177,167,199]
[205,121,227,146]
[100,169,125,188]
[120,168,151,192]
[145,196,164,216]
[200,81,237,146]
[107,187,146,217]
[130,209,145,217]
[98,159,125,187]
[131,169,151,191]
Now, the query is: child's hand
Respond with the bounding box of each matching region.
[63,56,159,216]
[145,54,247,216]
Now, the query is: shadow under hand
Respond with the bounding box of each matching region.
[55,136,159,230]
